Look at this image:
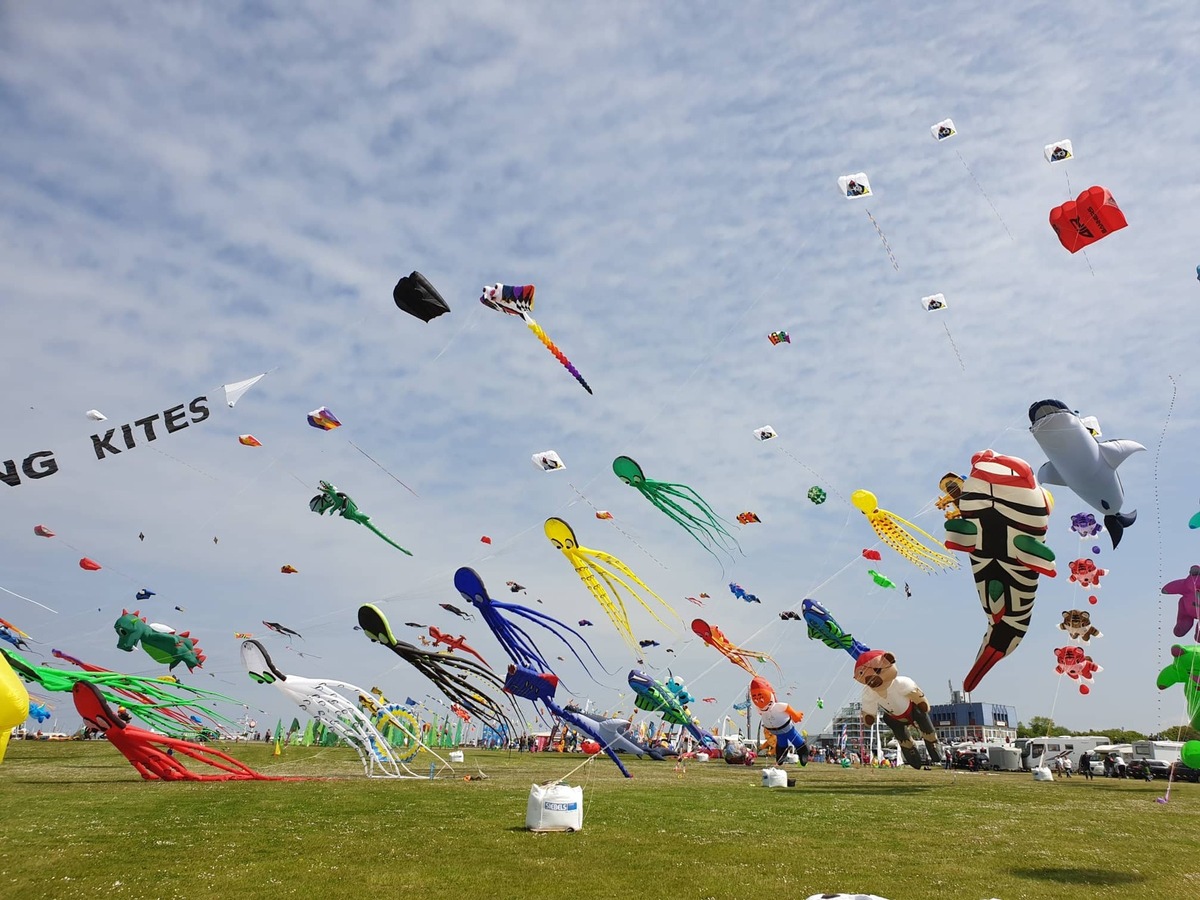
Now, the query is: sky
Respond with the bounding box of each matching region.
[2,1,1199,740]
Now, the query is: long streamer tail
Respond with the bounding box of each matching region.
[365,523,414,556]
[525,318,593,394]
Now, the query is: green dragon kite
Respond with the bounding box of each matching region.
[309,480,413,555]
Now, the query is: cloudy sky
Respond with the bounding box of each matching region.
[2,2,1198,739]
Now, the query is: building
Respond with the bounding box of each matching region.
[928,687,1016,744]
[815,701,872,753]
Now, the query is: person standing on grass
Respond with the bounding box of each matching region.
[1079,750,1093,780]
[1062,755,1072,778]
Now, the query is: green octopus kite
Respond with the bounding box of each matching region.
[309,480,412,556]
[612,456,740,560]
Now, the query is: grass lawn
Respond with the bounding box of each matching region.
[1,741,1198,900]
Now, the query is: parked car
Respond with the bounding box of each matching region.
[1127,758,1172,781]
[1170,761,1200,783]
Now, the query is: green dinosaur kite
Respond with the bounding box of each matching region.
[309,480,412,555]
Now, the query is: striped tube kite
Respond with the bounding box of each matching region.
[690,619,778,676]
[480,284,592,394]
[851,489,958,572]
[544,517,676,654]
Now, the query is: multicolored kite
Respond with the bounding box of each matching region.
[480,284,592,394]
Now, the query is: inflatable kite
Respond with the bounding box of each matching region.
[801,598,870,659]
[427,626,489,667]
[690,619,777,676]
[72,681,281,782]
[306,407,341,430]
[1059,610,1102,643]
[134,589,155,601]
[0,650,29,763]
[944,450,1056,692]
[1163,566,1200,641]
[280,565,299,574]
[79,557,101,571]
[1157,645,1200,730]
[33,524,54,537]
[1053,646,1102,695]
[750,675,807,764]
[393,271,450,322]
[1070,512,1103,538]
[851,490,958,572]
[545,518,675,654]
[263,621,303,640]
[935,474,964,518]
[85,409,106,421]
[309,480,412,555]
[807,486,827,504]
[862,549,882,561]
[613,456,740,560]
[854,650,940,769]
[114,610,205,671]
[1068,558,1108,588]
[241,639,416,778]
[729,582,760,604]
[1049,186,1127,253]
[480,283,592,394]
[0,618,31,652]
[357,604,517,734]
[628,669,716,748]
[1028,399,1143,547]
[867,570,896,589]
[238,434,262,447]
[737,512,761,524]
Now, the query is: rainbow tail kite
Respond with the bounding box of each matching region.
[525,318,592,395]
[480,283,593,395]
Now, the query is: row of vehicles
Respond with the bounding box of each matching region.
[953,736,1199,781]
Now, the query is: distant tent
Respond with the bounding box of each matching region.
[393,271,450,323]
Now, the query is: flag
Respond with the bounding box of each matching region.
[838,724,849,751]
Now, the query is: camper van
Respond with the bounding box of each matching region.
[1132,740,1185,761]
[1020,735,1111,770]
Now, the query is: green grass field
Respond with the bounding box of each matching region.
[1,741,1198,900]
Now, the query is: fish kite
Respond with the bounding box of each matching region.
[851,489,957,572]
[393,271,450,323]
[545,517,676,654]
[729,583,760,604]
[33,525,54,538]
[945,450,1056,691]
[1029,400,1143,548]
[867,570,896,589]
[263,621,303,640]
[690,619,777,676]
[737,512,761,525]
[309,480,412,555]
[628,669,716,748]
[480,284,592,394]
[768,331,790,345]
[439,603,473,621]
[306,407,341,431]
[801,599,870,659]
[135,589,156,601]
[613,456,740,560]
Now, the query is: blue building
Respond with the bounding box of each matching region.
[928,688,1016,744]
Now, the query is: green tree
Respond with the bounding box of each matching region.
[1016,716,1061,738]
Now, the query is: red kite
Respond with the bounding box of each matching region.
[33,525,55,538]
[79,558,102,571]
[1049,186,1127,253]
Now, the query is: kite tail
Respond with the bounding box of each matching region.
[526,319,593,395]
[365,523,414,556]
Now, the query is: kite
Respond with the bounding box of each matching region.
[578,619,593,626]
[72,681,282,781]
[935,473,965,519]
[904,583,911,598]
[479,284,592,394]
[241,639,417,777]
[480,536,492,544]
[28,699,52,723]
[1068,558,1108,588]
[1054,646,1102,695]
[238,434,262,447]
[768,331,790,345]
[309,480,412,555]
[532,450,565,472]
[595,510,613,520]
[280,565,298,574]
[853,650,941,769]
[690,619,777,676]
[837,172,898,270]
[702,697,716,703]
[628,669,716,748]
[807,486,826,504]
[306,407,341,430]
[1044,139,1074,163]
[1157,645,1200,731]
[439,603,473,621]
[749,675,807,764]
[263,621,303,640]
[1059,609,1102,643]
[357,605,517,735]
[392,271,450,323]
[686,596,704,606]
[404,622,425,628]
[135,589,155,601]
[729,582,760,604]
[33,525,54,537]
[234,632,253,639]
[85,409,106,421]
[222,374,266,408]
[79,558,102,571]
[921,293,947,311]
[114,610,206,672]
[1028,399,1143,547]
[506,581,526,593]
[0,624,30,652]
[0,653,29,762]
[867,570,896,589]
[545,517,675,654]
[945,450,1056,691]
[428,626,490,667]
[931,118,957,140]
[1163,566,1200,641]
[138,532,144,541]
[801,599,870,659]
[699,592,710,598]
[779,610,802,621]
[1070,512,1103,537]
[862,549,882,561]
[754,426,777,441]
[1049,186,1128,254]
[851,489,958,571]
[613,456,740,560]
[638,639,661,648]
[737,512,761,525]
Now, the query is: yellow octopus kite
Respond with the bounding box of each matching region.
[545,518,678,653]
[851,489,958,572]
